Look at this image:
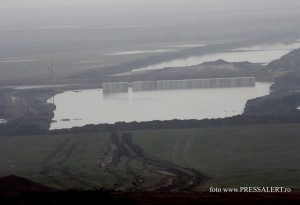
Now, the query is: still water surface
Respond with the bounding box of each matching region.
[49,82,272,130]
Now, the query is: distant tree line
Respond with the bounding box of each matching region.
[0,123,43,136]
[1,110,300,137]
[48,112,300,136]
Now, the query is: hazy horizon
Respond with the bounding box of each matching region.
[1,0,300,9]
[1,0,300,82]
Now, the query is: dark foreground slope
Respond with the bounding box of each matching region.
[1,176,300,205]
[0,175,55,193]
[2,192,300,205]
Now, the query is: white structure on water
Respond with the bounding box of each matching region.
[102,82,129,94]
[132,77,255,92]
[102,77,255,94]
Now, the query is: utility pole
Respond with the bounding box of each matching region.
[47,62,56,104]
[48,62,56,84]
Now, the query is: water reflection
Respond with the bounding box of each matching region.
[49,82,272,130]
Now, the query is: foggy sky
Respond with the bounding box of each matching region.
[1,0,300,10]
[0,0,139,8]
[1,0,300,82]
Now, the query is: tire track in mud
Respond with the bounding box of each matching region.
[99,132,210,191]
[41,137,95,189]
[123,133,209,191]
[99,132,139,189]
[183,136,195,162]
[40,138,71,188]
[172,137,185,163]
[41,138,70,167]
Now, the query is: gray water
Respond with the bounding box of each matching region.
[133,42,300,72]
[49,82,272,130]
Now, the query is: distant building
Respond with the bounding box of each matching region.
[132,77,255,92]
[102,82,129,94]
[102,77,256,94]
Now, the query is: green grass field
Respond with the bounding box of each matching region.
[0,133,111,189]
[1,123,300,190]
[133,123,300,189]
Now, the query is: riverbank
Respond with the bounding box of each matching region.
[1,46,300,135]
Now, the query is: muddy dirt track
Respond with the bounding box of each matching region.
[98,132,210,191]
[40,137,96,189]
